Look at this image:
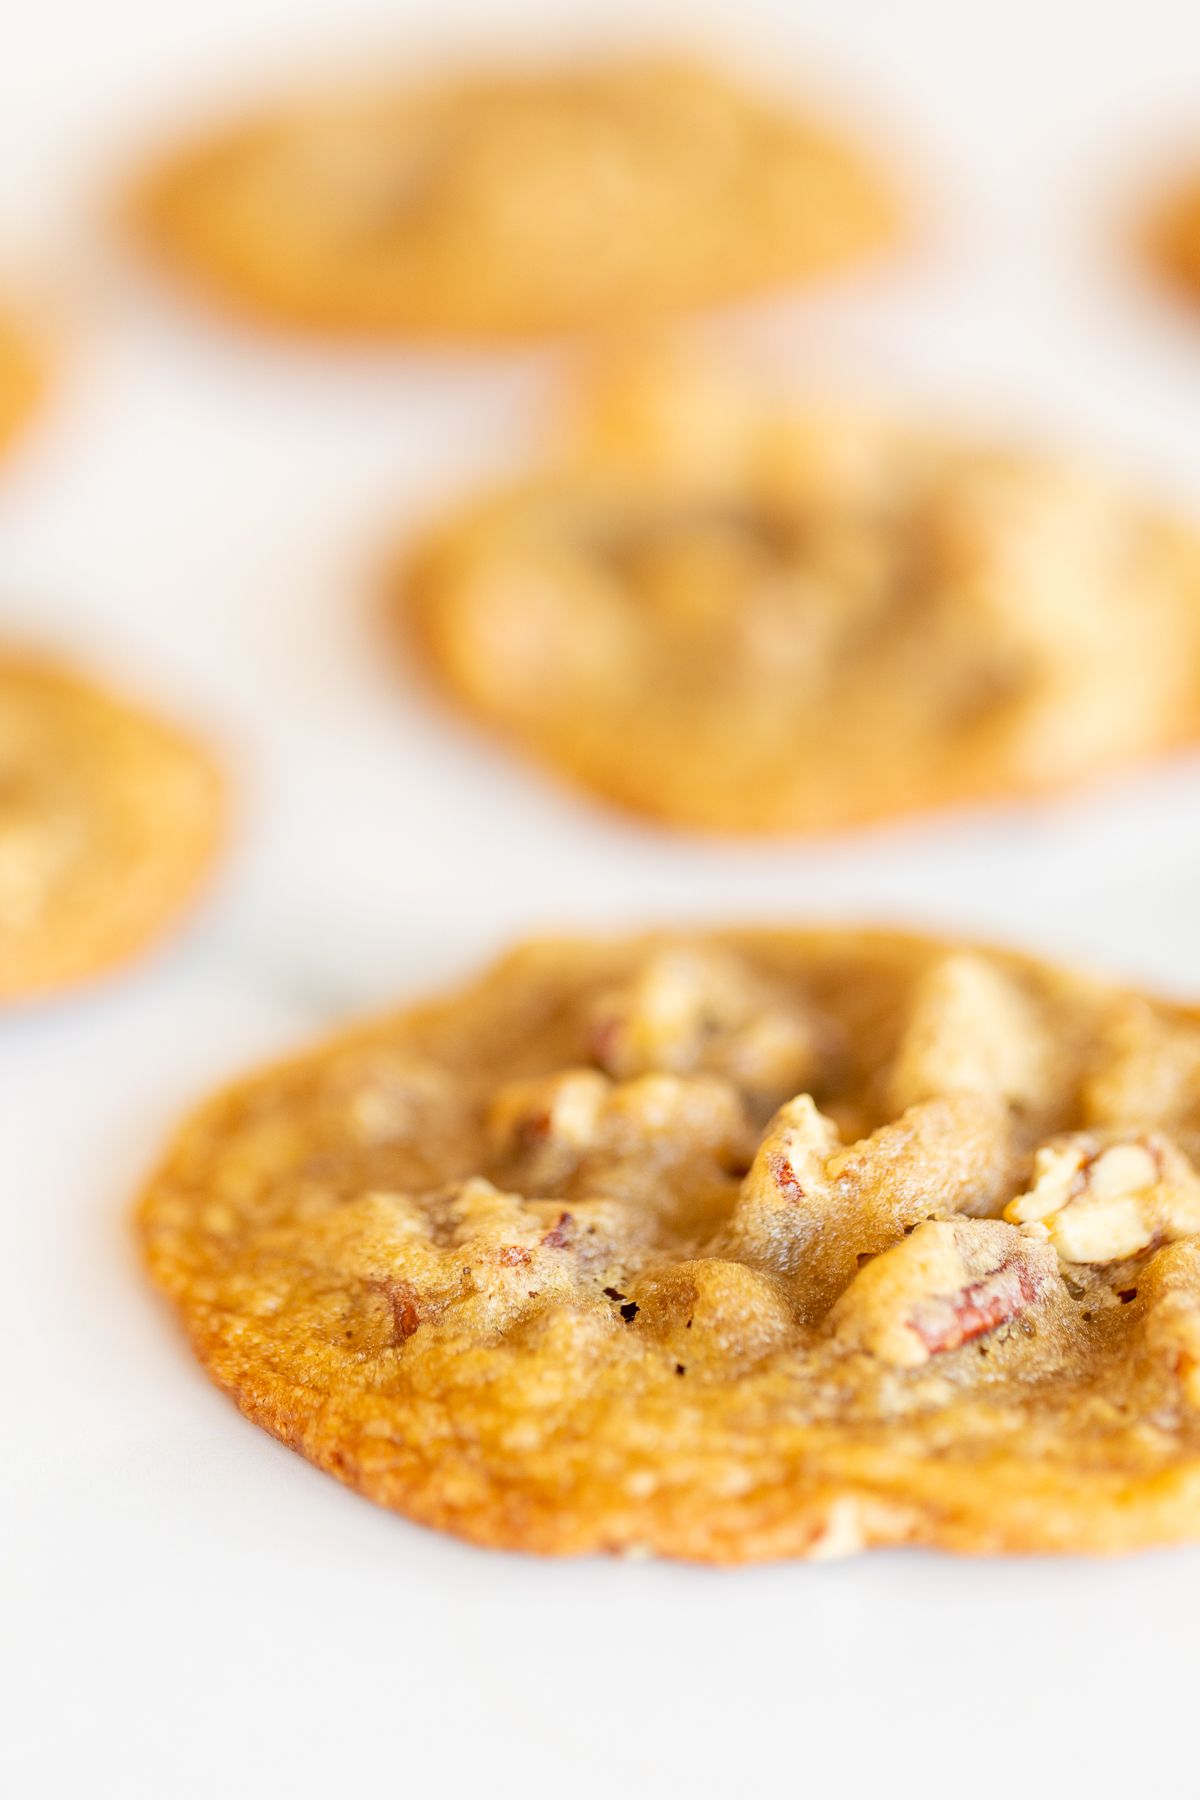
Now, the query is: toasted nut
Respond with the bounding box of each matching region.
[723,1089,1019,1318]
[827,1218,1057,1369]
[486,1069,611,1157]
[1005,1132,1200,1264]
[588,946,815,1105]
[739,1093,841,1212]
[888,952,1053,1115]
[1084,1000,1200,1140]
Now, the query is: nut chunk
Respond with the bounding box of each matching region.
[887,953,1053,1116]
[1084,1002,1200,1150]
[888,950,1057,1116]
[827,1219,1058,1369]
[486,1069,611,1159]
[1005,1132,1200,1264]
[723,1094,842,1274]
[724,1089,1018,1318]
[588,947,816,1107]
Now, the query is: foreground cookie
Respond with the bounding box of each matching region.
[128,59,894,340]
[0,649,223,1000]
[402,355,1200,833]
[0,311,40,455]
[140,928,1200,1561]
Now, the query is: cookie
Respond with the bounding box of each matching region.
[128,59,894,340]
[139,927,1200,1561]
[1146,170,1200,304]
[401,353,1200,833]
[0,648,223,1001]
[0,311,40,455]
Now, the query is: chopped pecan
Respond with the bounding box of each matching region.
[587,946,815,1104]
[1005,1132,1200,1263]
[908,1256,1044,1356]
[887,953,1053,1116]
[827,1219,1058,1369]
[723,1091,1018,1320]
[376,1278,421,1345]
[487,1070,610,1159]
[1084,1001,1200,1140]
[738,1095,839,1214]
[493,1245,533,1267]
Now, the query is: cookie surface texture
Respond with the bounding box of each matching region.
[403,355,1200,834]
[139,928,1200,1561]
[0,650,223,1000]
[129,60,894,339]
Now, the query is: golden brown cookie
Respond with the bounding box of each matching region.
[400,353,1200,834]
[1146,170,1200,305]
[128,59,895,340]
[0,311,40,456]
[0,648,223,1001]
[139,928,1200,1562]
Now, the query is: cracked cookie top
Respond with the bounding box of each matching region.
[401,352,1200,834]
[139,929,1200,1561]
[127,59,894,340]
[0,649,223,1000]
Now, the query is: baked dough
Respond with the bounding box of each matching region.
[0,648,223,1000]
[0,311,40,455]
[401,353,1200,833]
[1147,170,1200,305]
[129,59,894,340]
[139,928,1200,1561]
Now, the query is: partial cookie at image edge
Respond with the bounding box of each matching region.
[0,647,225,1003]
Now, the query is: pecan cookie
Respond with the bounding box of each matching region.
[1146,168,1200,306]
[0,311,40,455]
[400,354,1200,833]
[127,59,894,340]
[139,929,1200,1561]
[0,648,223,1001]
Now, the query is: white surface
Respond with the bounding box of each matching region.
[4,2,1200,1795]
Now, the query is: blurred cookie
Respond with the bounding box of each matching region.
[140,927,1200,1560]
[401,353,1200,833]
[0,648,223,1001]
[1147,169,1200,303]
[128,59,895,340]
[0,312,40,455]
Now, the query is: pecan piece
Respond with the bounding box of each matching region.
[1005,1131,1200,1263]
[487,1070,610,1159]
[827,1219,1058,1369]
[723,1091,1019,1320]
[908,1256,1044,1356]
[887,953,1054,1117]
[587,946,815,1106]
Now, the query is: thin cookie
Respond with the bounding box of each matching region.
[128,59,895,340]
[140,928,1200,1562]
[0,311,41,456]
[399,352,1200,834]
[0,647,223,1001]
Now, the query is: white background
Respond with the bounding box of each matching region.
[4,2,1200,1794]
